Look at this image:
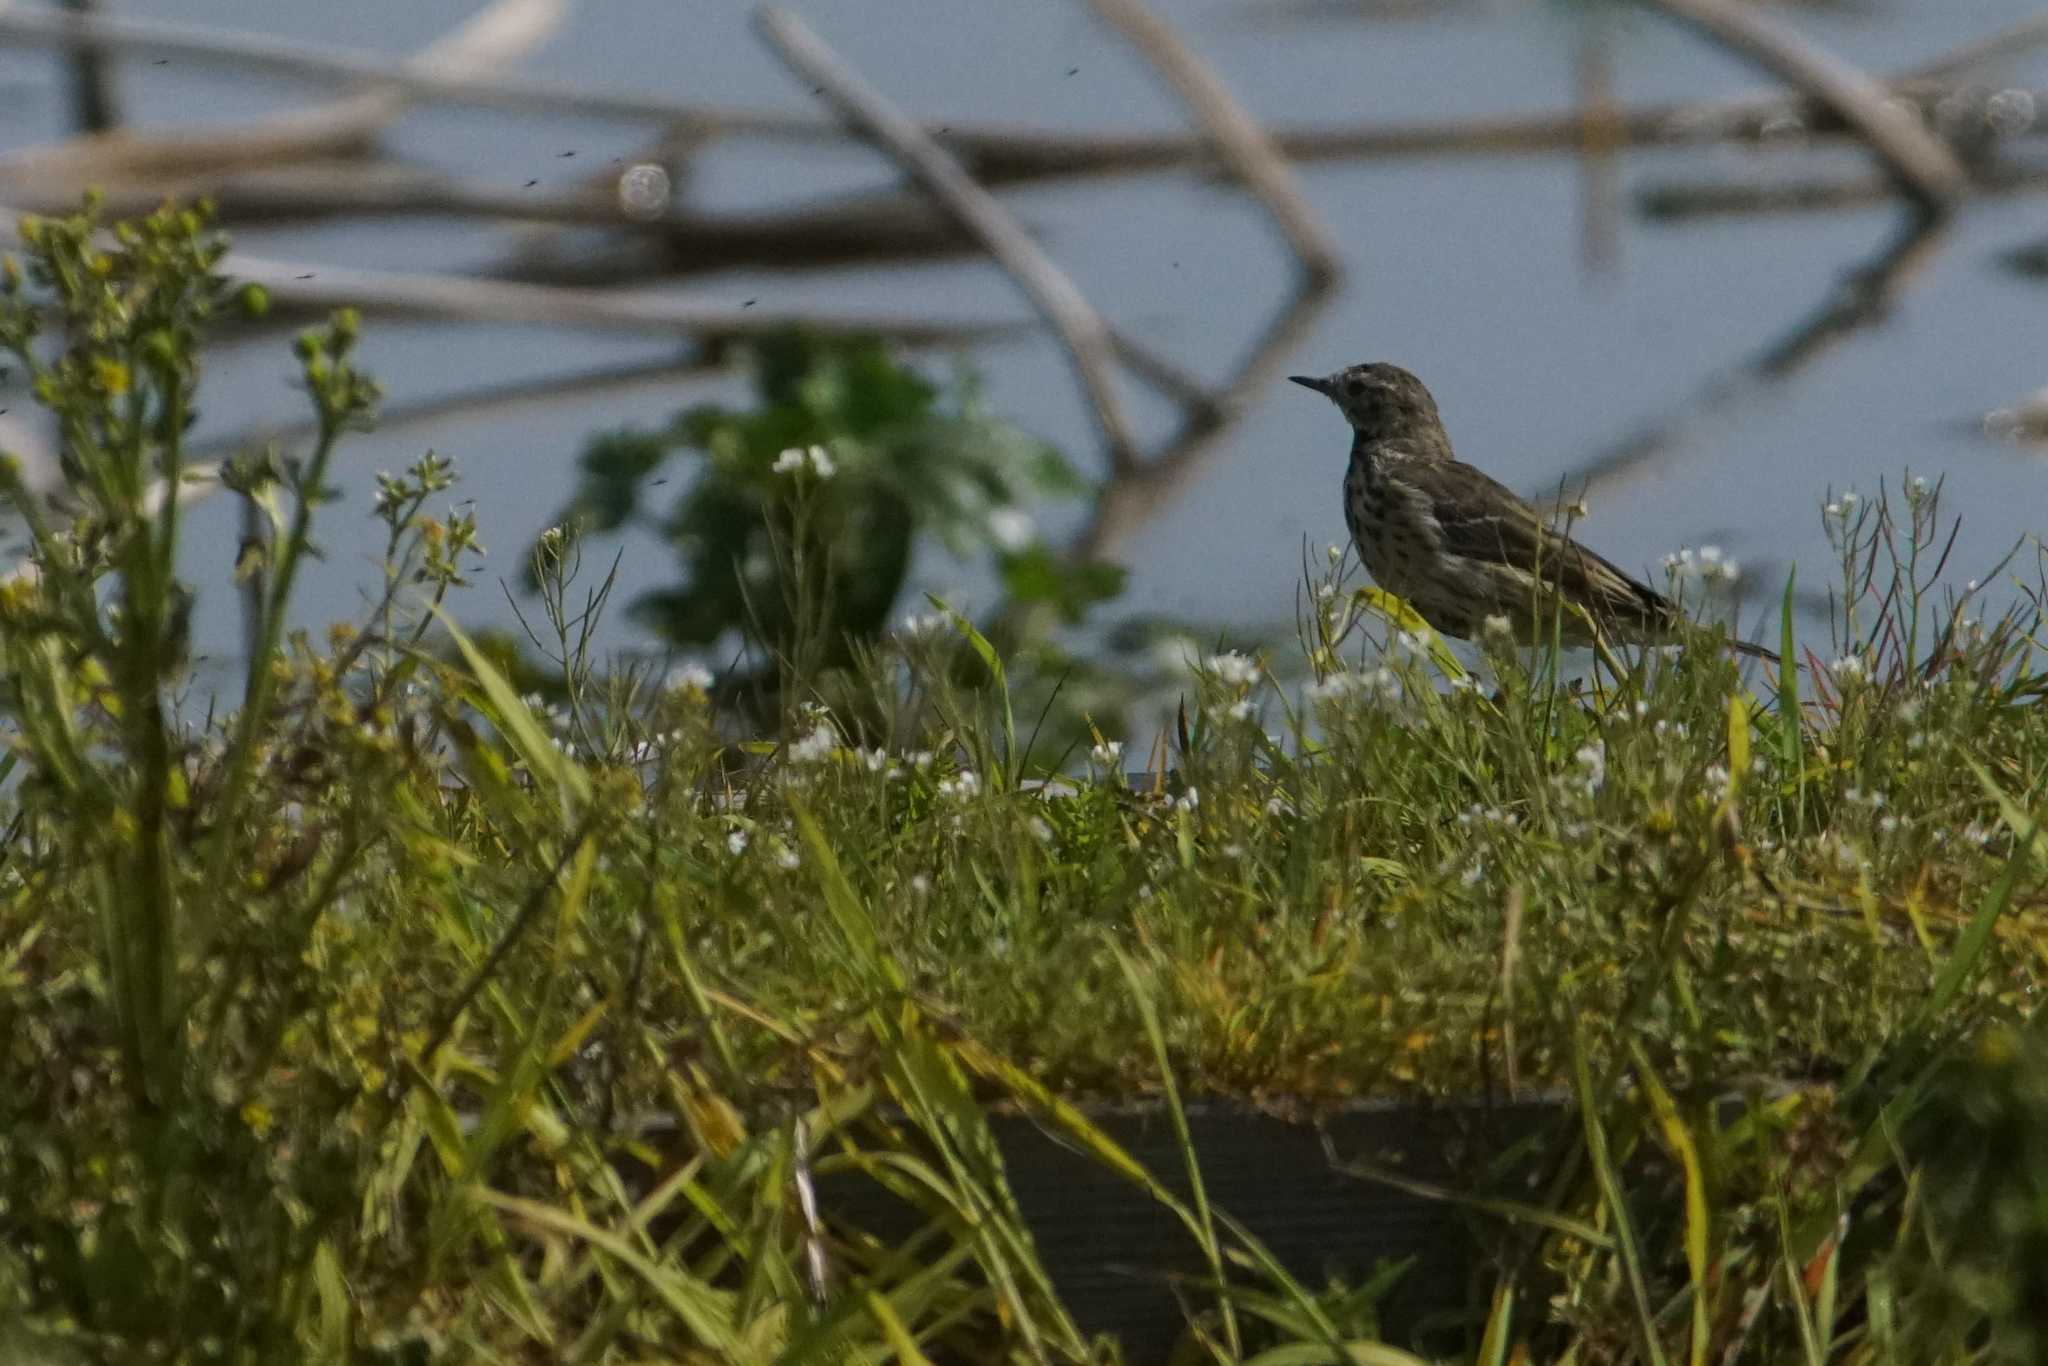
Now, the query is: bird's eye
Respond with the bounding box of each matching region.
[1345,379,1365,397]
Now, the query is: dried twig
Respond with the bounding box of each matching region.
[755,7,1146,475]
[1072,281,1332,561]
[213,249,1024,343]
[5,1,2038,192]
[1575,12,1624,275]
[0,0,568,197]
[1087,0,1342,282]
[59,0,119,135]
[0,2,804,133]
[1640,154,2048,221]
[1634,0,1966,216]
[15,165,984,281]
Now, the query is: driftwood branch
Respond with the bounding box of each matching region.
[216,249,1026,344]
[0,2,807,134]
[3,1,2040,198]
[1634,0,1966,216]
[1071,281,1333,562]
[755,7,1147,476]
[1640,153,2048,221]
[6,165,985,281]
[0,0,568,198]
[1087,0,1342,282]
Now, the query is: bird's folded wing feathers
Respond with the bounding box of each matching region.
[1408,461,1672,627]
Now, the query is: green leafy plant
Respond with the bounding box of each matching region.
[530,331,1117,676]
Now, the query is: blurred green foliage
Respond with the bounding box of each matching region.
[533,332,1121,667]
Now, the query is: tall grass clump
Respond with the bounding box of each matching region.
[2,203,2047,1363]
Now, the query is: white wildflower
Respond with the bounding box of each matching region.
[1575,740,1607,794]
[1228,699,1255,722]
[1306,674,1356,704]
[726,830,749,856]
[1829,655,1868,683]
[987,506,1035,551]
[937,770,981,801]
[788,725,837,765]
[771,443,835,478]
[1702,763,1732,799]
[907,750,935,773]
[859,747,889,773]
[1090,740,1124,768]
[1029,817,1054,844]
[667,662,714,695]
[1461,861,1486,888]
[1206,651,1259,688]
[1482,614,1513,640]
[775,844,801,871]
[910,873,932,896]
[1174,787,1200,813]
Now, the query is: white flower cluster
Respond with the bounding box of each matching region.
[771,444,836,478]
[1575,740,1606,796]
[1089,739,1124,768]
[1457,803,1520,830]
[1307,667,1397,706]
[1660,544,1740,586]
[937,770,981,801]
[666,662,714,695]
[1205,651,1259,688]
[787,725,837,765]
[986,507,1035,551]
[899,610,950,639]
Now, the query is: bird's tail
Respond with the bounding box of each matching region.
[1726,637,1781,665]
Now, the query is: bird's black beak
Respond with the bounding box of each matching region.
[1289,374,1331,396]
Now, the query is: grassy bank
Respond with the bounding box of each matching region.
[4,205,2048,1363]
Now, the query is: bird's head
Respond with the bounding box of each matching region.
[1289,362,1444,447]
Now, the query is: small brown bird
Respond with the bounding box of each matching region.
[1291,362,1774,661]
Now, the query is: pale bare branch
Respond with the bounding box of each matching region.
[1087,0,1342,282]
[754,7,1146,475]
[1636,0,1966,216]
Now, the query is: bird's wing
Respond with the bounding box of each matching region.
[1405,459,1673,630]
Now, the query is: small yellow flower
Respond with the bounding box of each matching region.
[240,1102,274,1137]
